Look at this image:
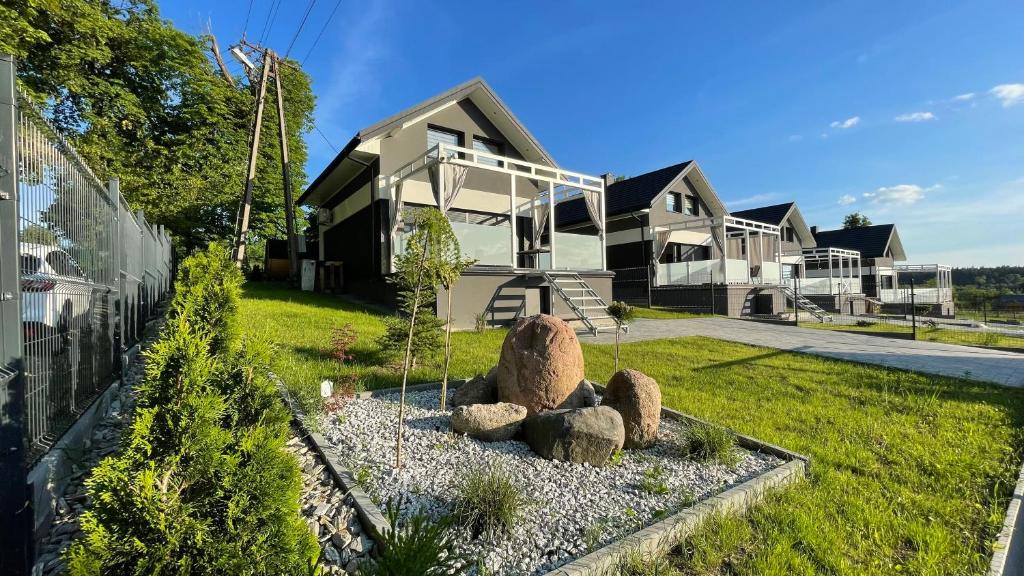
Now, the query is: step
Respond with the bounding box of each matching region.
[569,296,604,301]
[577,306,608,310]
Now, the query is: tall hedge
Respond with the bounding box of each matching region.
[68,245,317,575]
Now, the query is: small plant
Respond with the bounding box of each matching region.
[453,467,527,540]
[322,373,360,413]
[474,312,488,333]
[855,319,876,327]
[677,422,740,466]
[639,464,670,495]
[608,448,624,466]
[330,323,358,365]
[617,549,681,575]
[354,466,371,486]
[607,301,635,371]
[359,498,468,576]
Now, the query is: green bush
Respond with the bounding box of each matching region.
[359,500,467,576]
[677,422,740,466]
[67,244,317,575]
[453,467,527,540]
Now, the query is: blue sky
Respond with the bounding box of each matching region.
[163,0,1024,266]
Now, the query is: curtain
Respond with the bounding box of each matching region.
[389,181,405,239]
[533,201,549,248]
[582,188,604,237]
[651,230,671,286]
[428,162,469,212]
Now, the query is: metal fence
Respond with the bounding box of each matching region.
[0,56,173,468]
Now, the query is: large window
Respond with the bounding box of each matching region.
[427,126,461,157]
[684,195,698,216]
[666,191,682,213]
[472,136,503,167]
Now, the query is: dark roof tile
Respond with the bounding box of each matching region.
[730,202,794,226]
[557,161,692,227]
[812,224,896,258]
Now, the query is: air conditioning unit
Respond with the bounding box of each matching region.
[317,208,332,225]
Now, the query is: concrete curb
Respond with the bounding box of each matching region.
[990,457,1024,575]
[283,378,809,574]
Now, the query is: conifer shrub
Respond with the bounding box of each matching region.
[67,244,318,575]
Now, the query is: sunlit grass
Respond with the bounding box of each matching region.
[799,320,1024,349]
[631,307,713,320]
[240,281,1024,575]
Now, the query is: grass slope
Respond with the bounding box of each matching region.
[800,320,1024,350]
[240,282,1024,575]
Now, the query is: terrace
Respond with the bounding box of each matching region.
[653,215,783,286]
[797,246,864,295]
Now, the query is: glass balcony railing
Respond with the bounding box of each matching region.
[396,222,511,267]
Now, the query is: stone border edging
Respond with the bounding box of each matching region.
[990,457,1024,575]
[282,377,809,574]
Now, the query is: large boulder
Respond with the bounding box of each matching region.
[497,314,585,415]
[450,367,498,407]
[451,402,527,442]
[602,369,662,449]
[521,406,625,466]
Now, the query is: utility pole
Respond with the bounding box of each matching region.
[231,47,271,266]
[272,56,300,284]
[229,41,301,286]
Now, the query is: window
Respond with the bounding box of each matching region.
[684,195,698,216]
[472,137,503,167]
[21,254,41,274]
[45,250,83,278]
[666,192,682,213]
[784,226,795,242]
[427,126,461,157]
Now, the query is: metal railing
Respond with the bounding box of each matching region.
[1,56,173,468]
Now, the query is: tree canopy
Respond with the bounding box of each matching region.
[842,212,873,229]
[1,0,314,258]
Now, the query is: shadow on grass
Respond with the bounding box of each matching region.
[241,281,390,317]
[700,350,789,371]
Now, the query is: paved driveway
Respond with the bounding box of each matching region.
[583,317,1024,387]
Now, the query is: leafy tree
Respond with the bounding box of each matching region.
[433,223,475,412]
[20,223,58,245]
[842,213,872,229]
[606,301,634,371]
[385,208,450,467]
[1,1,313,258]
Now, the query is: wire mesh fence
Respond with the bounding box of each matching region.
[10,95,172,463]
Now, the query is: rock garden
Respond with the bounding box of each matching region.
[321,313,784,575]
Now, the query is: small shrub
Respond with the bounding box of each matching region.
[330,323,358,365]
[609,448,624,466]
[453,467,527,539]
[378,308,444,369]
[639,464,670,495]
[677,422,740,466]
[474,312,487,333]
[359,499,468,576]
[855,319,876,327]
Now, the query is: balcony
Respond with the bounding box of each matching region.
[652,216,784,286]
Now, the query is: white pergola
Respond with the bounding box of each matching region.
[893,264,954,304]
[798,247,863,295]
[382,141,606,271]
[652,215,783,284]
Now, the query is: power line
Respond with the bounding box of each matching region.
[258,0,282,45]
[313,124,338,152]
[284,0,317,59]
[301,0,343,65]
[241,0,254,37]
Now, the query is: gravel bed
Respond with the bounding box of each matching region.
[323,389,783,575]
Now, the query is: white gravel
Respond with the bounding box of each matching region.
[322,390,782,576]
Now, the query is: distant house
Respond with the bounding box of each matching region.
[730,202,816,281]
[297,78,615,332]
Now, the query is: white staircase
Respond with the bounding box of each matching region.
[780,286,833,322]
[543,271,622,335]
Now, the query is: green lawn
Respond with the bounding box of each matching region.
[240,282,1024,575]
[631,306,713,320]
[800,320,1024,350]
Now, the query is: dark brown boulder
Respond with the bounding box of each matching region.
[603,369,661,449]
[496,314,585,415]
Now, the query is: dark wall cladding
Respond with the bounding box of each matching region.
[12,103,173,464]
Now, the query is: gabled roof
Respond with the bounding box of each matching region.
[730,202,794,226]
[731,202,816,247]
[812,224,906,260]
[300,78,556,207]
[557,160,728,227]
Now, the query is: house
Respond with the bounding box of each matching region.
[297,78,615,332]
[810,224,905,299]
[557,162,787,316]
[730,202,816,281]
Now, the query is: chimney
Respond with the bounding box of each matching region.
[602,173,616,187]
[810,225,818,235]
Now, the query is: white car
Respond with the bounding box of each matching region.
[20,243,93,350]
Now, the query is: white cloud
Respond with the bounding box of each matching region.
[838,194,857,206]
[952,92,975,102]
[894,111,935,123]
[991,84,1024,107]
[829,116,861,129]
[727,192,780,208]
[862,184,931,206]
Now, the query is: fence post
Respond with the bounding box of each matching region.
[910,278,917,340]
[792,275,799,325]
[0,53,31,576]
[709,271,715,316]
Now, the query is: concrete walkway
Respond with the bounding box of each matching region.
[583,317,1024,387]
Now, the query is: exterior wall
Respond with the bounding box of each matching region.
[437,270,614,330]
[805,294,867,315]
[650,284,782,317]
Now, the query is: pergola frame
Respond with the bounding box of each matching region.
[382,142,606,271]
[652,215,783,285]
[893,263,954,303]
[799,247,862,296]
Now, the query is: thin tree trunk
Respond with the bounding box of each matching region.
[396,237,430,468]
[440,283,454,412]
[614,325,620,372]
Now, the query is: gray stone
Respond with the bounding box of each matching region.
[521,406,625,466]
[345,558,366,574]
[558,379,597,409]
[324,545,341,564]
[451,402,528,442]
[450,368,498,407]
[331,530,352,549]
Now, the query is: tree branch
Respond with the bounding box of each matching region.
[209,34,235,86]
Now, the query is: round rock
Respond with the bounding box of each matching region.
[450,367,498,407]
[451,402,528,442]
[602,369,661,449]
[497,314,585,415]
[521,406,625,466]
